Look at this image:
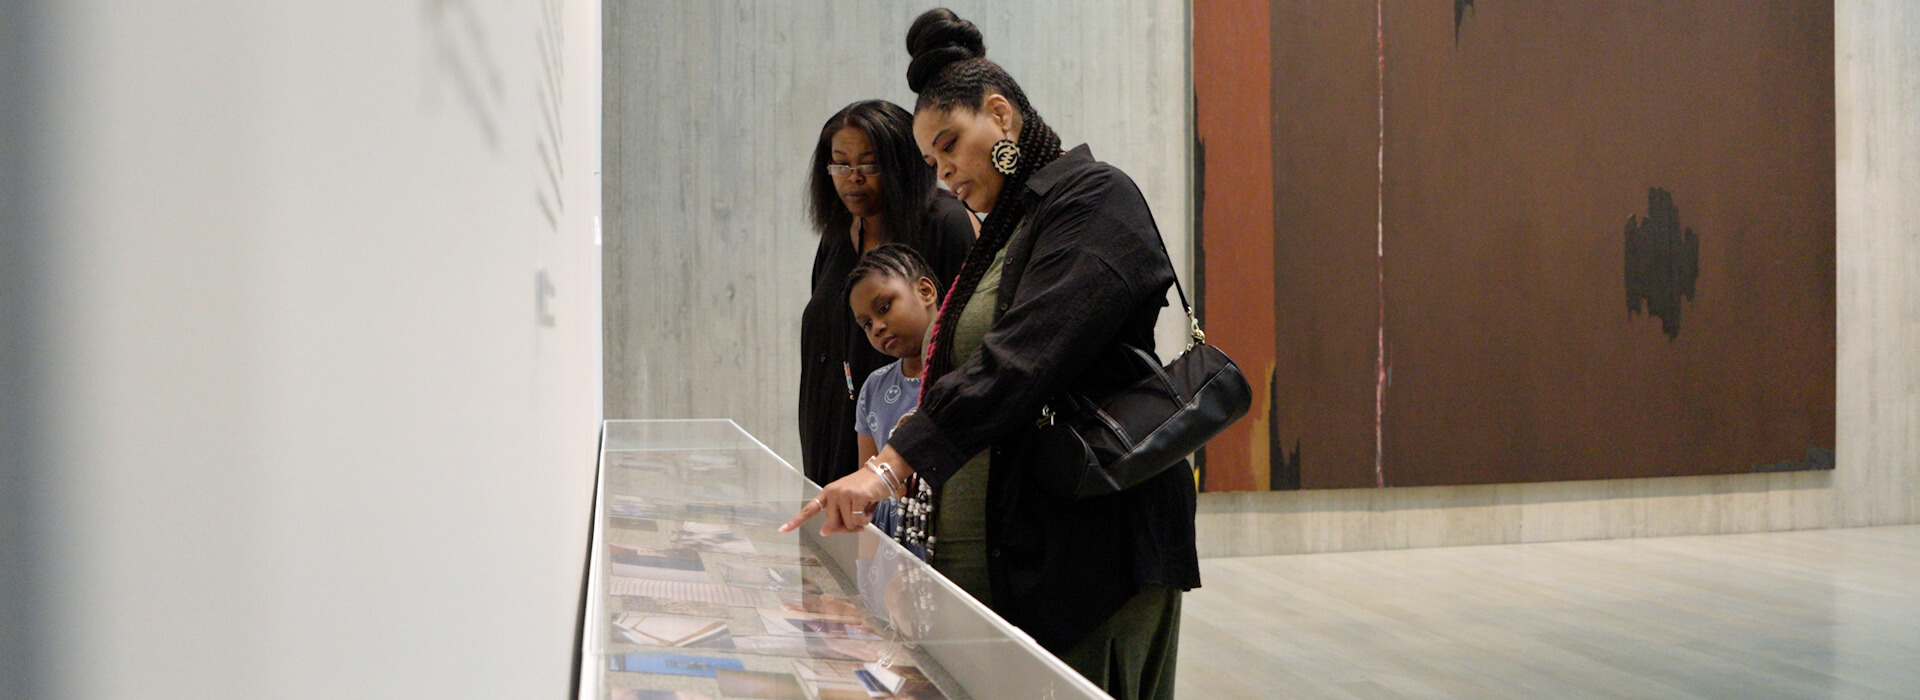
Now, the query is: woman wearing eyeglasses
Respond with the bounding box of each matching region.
[799,100,977,487]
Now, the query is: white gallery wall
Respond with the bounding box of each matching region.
[2,1,603,697]
[602,1,1193,464]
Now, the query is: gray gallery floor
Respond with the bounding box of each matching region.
[1175,525,1920,699]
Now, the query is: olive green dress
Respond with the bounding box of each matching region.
[934,232,1181,700]
[929,240,1003,605]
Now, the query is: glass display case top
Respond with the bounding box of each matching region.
[583,419,1109,700]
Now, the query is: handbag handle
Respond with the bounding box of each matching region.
[1121,344,1184,402]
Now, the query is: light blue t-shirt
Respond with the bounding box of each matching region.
[854,360,922,451]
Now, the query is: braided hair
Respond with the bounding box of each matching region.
[843,243,942,305]
[906,8,1064,389]
[890,8,1066,564]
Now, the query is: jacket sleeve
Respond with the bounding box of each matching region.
[887,174,1160,487]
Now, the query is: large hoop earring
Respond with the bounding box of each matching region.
[990,138,1020,175]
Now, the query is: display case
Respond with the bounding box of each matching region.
[579,419,1109,700]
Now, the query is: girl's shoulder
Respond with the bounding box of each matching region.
[866,361,901,383]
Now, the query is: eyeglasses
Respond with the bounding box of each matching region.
[826,163,881,179]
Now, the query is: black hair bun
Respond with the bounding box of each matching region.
[906,8,984,94]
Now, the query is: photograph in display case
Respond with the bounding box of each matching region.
[670,522,759,556]
[609,545,708,582]
[758,610,884,641]
[745,540,806,559]
[685,503,789,529]
[592,441,1000,700]
[608,653,745,678]
[618,594,732,619]
[747,552,822,568]
[611,498,674,521]
[779,593,864,618]
[607,576,762,607]
[611,614,733,649]
[608,689,715,700]
[791,659,870,700]
[711,669,807,699]
[608,453,675,472]
[792,659,948,700]
[725,635,882,663]
[720,563,822,594]
[609,516,661,532]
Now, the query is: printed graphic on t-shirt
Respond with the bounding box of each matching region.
[855,362,920,451]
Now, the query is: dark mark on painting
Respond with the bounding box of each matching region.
[1270,437,1301,492]
[1752,447,1835,473]
[1270,373,1302,491]
[1455,0,1475,42]
[1624,187,1699,340]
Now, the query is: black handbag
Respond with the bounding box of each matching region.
[1023,234,1252,501]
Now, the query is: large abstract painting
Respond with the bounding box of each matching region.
[1193,1,1835,491]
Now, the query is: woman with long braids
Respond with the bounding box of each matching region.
[783,10,1198,698]
[798,100,976,487]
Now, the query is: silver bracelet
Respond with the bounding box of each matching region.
[871,464,900,496]
[872,460,902,495]
[866,457,903,496]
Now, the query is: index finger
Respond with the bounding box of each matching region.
[779,498,824,533]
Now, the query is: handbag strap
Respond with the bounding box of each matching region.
[1137,207,1206,350]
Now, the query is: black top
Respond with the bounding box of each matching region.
[798,193,974,486]
[886,145,1202,651]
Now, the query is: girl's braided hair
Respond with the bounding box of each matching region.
[906,8,1063,387]
[843,243,941,304]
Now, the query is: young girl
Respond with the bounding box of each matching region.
[844,244,941,556]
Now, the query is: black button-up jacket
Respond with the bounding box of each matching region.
[887,145,1202,651]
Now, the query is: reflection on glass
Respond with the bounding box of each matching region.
[588,420,1106,700]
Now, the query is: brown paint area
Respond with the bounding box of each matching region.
[1199,0,1836,490]
[1266,1,1384,490]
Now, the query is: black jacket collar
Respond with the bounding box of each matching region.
[1024,144,1094,198]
